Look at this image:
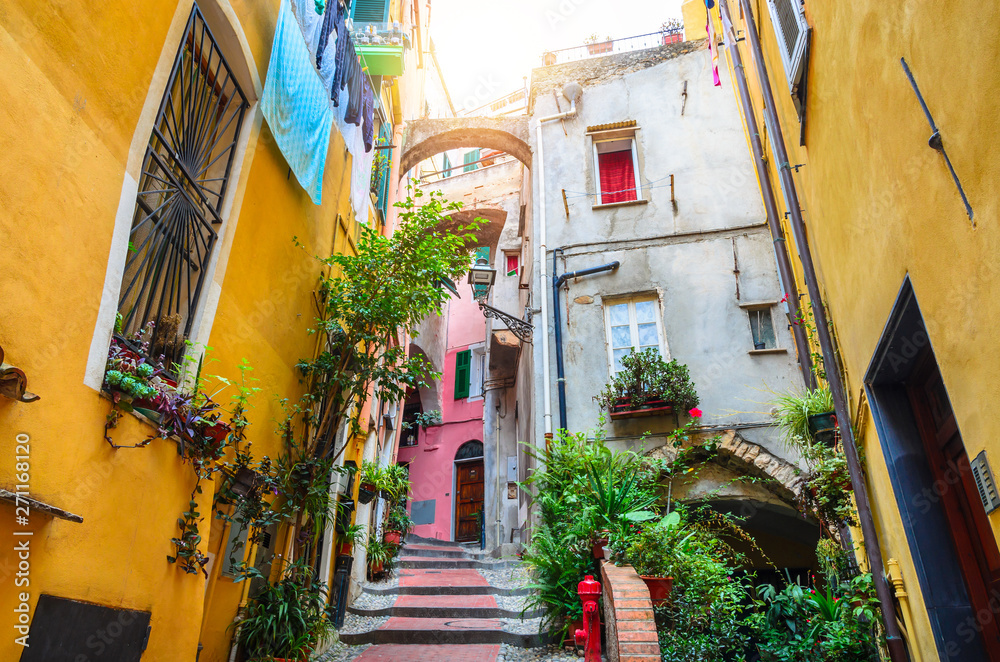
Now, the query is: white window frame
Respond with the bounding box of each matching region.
[765,0,809,91]
[746,305,778,350]
[603,295,669,376]
[593,137,642,205]
[469,343,486,399]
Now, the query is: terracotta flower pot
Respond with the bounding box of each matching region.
[639,575,673,607]
[591,536,609,559]
[384,530,401,545]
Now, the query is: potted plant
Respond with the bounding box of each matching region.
[624,511,693,607]
[584,33,613,55]
[384,505,412,545]
[773,386,837,446]
[358,461,382,505]
[660,18,683,45]
[587,455,657,558]
[365,537,398,580]
[337,523,366,557]
[595,349,699,420]
[232,560,335,662]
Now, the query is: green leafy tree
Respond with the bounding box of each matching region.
[295,183,483,464]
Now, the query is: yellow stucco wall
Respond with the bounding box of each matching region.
[712,0,1000,656]
[0,0,371,660]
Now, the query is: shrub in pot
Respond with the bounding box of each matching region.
[233,560,335,661]
[337,523,366,557]
[772,387,836,446]
[624,511,697,607]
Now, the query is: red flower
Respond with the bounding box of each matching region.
[688,407,703,418]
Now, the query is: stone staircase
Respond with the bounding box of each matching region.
[338,535,550,651]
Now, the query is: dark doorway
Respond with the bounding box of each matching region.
[455,441,485,543]
[866,278,1000,659]
[908,352,1000,657]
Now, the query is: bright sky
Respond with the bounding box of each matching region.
[429,0,684,112]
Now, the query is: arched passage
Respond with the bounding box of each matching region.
[400,117,531,176]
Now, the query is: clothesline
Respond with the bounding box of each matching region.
[561,172,676,200]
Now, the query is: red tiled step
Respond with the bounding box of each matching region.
[405,544,466,553]
[380,617,504,632]
[394,594,498,609]
[399,569,488,587]
[355,644,500,661]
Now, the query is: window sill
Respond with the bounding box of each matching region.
[592,199,648,211]
[748,348,788,355]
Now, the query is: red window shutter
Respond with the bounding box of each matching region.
[506,254,519,276]
[598,150,637,203]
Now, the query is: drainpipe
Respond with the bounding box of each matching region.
[735,1,909,658]
[536,82,583,439]
[553,253,620,431]
[718,3,814,390]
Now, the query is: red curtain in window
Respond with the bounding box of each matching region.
[598,150,637,203]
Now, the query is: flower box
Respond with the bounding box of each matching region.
[586,41,613,55]
[609,397,674,420]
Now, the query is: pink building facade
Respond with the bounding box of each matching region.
[397,279,487,542]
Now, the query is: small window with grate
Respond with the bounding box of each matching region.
[748,307,778,350]
[116,4,249,370]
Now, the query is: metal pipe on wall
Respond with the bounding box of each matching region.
[718,4,814,390]
[535,95,579,438]
[552,253,620,431]
[733,0,909,657]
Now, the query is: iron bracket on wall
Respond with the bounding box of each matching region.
[900,57,974,222]
[478,302,534,343]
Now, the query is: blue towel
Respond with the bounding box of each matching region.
[261,0,333,205]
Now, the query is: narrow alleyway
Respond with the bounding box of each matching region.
[317,537,592,662]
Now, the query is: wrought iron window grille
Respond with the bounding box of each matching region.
[116,4,249,370]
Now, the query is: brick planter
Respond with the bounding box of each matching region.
[601,562,661,662]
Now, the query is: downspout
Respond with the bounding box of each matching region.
[735,1,909,658]
[553,253,620,431]
[535,82,582,438]
[719,2,814,390]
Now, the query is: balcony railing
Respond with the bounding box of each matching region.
[542,28,684,66]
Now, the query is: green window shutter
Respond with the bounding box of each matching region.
[351,0,389,24]
[454,350,471,399]
[463,149,481,172]
[474,246,490,263]
[442,154,452,178]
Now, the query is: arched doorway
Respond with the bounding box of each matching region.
[454,441,485,543]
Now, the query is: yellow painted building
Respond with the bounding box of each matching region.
[683,0,1000,657]
[0,0,427,659]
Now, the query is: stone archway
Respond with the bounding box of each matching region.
[441,207,507,256]
[400,116,531,176]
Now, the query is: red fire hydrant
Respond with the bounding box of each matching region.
[574,575,602,662]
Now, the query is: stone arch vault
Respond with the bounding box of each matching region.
[400,116,531,176]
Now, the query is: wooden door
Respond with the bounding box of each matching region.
[456,460,484,542]
[909,353,1000,658]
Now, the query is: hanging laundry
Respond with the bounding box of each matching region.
[344,54,364,125]
[362,80,375,152]
[315,0,338,68]
[706,8,721,87]
[290,0,324,56]
[331,6,351,106]
[261,0,334,205]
